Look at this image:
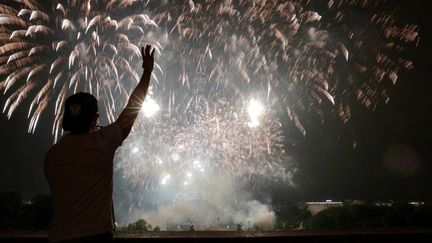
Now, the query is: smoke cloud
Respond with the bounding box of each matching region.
[114,172,285,230]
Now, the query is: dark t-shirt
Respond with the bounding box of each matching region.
[45,122,123,242]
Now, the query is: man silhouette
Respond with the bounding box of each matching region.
[45,45,155,242]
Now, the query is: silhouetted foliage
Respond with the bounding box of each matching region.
[20,195,52,229]
[304,202,432,229]
[274,202,311,230]
[237,224,243,231]
[0,191,22,229]
[0,191,51,230]
[2,190,431,231]
[116,219,160,232]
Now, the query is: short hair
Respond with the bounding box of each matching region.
[62,92,98,133]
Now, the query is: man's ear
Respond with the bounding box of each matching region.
[91,113,100,129]
[94,113,100,123]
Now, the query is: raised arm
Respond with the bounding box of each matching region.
[117,45,155,140]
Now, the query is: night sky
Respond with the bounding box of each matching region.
[289,0,432,202]
[1,1,431,202]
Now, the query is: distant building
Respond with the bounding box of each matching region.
[374,201,393,207]
[348,200,366,205]
[306,200,343,215]
[22,199,33,206]
[374,201,425,207]
[408,201,425,207]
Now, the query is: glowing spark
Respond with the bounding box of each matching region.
[247,99,263,128]
[161,174,171,185]
[193,160,202,169]
[141,97,160,118]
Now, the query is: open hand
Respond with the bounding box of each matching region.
[141,44,155,72]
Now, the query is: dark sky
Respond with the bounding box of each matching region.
[1,1,431,201]
[288,0,432,202]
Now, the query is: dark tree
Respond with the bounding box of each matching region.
[20,195,52,229]
[0,191,22,229]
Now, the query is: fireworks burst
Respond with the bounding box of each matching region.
[116,96,288,192]
[0,0,159,141]
[149,0,418,137]
[1,0,419,209]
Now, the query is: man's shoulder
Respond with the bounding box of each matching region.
[92,122,123,149]
[45,136,69,160]
[45,142,59,161]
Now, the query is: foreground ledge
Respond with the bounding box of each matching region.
[1,229,432,242]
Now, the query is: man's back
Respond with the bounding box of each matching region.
[44,45,154,242]
[45,123,122,242]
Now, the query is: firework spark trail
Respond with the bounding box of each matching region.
[1,0,419,218]
[112,0,418,212]
[0,0,159,141]
[116,96,287,189]
[149,0,418,135]
[1,0,418,141]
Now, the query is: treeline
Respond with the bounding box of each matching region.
[0,191,163,232]
[0,191,51,230]
[304,202,432,229]
[2,190,432,231]
[274,201,432,230]
[116,219,161,232]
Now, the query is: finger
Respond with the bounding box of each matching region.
[151,48,155,57]
[145,44,151,56]
[141,46,145,57]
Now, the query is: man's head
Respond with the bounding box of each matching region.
[62,92,99,133]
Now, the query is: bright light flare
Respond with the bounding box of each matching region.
[141,98,160,118]
[160,174,171,185]
[193,160,201,168]
[247,99,264,128]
